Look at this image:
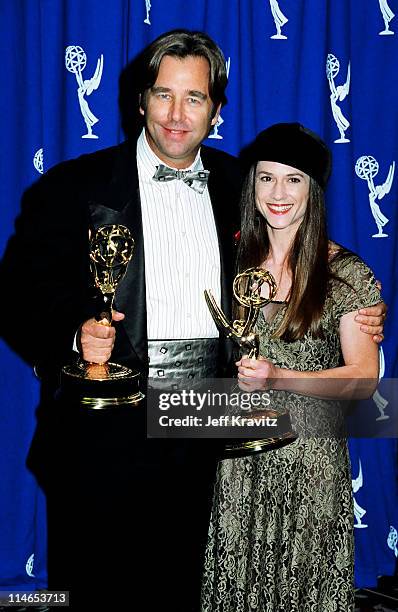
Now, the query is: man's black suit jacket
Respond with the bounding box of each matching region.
[1,138,242,605]
[1,138,242,385]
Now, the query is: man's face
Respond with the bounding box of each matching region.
[140,55,220,169]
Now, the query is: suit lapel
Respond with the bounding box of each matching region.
[87,140,148,367]
[202,146,241,369]
[202,146,238,321]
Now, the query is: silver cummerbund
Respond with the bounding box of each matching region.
[147,338,219,389]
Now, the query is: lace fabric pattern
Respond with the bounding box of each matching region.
[201,253,380,612]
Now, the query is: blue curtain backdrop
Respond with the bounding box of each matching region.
[0,0,397,590]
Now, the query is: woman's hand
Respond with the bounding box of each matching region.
[236,355,279,391]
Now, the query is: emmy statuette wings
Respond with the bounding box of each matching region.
[89,224,134,324]
[204,267,277,359]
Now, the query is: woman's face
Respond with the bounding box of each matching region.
[255,161,310,233]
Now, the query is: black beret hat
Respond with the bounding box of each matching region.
[245,123,332,190]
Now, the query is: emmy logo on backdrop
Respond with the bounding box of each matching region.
[65,45,104,139]
[144,0,151,25]
[209,57,231,140]
[352,459,368,528]
[379,0,395,35]
[269,0,288,39]
[387,526,398,557]
[33,148,44,175]
[326,54,351,143]
[25,554,35,578]
[374,347,389,421]
[355,155,395,238]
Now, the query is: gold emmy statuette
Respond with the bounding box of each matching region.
[61,224,144,409]
[205,267,277,358]
[205,267,295,456]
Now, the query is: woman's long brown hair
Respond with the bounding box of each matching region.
[236,164,330,341]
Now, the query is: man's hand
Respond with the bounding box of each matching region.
[79,310,125,363]
[355,301,387,344]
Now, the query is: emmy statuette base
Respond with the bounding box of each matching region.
[61,361,144,409]
[223,409,296,458]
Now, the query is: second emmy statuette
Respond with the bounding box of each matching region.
[61,224,144,409]
[205,267,277,358]
[205,267,295,456]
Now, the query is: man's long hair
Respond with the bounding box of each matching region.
[139,29,228,116]
[236,164,330,341]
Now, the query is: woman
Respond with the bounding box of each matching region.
[201,123,380,611]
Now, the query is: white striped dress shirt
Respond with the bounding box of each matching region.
[137,129,221,340]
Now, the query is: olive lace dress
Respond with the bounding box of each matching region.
[201,252,380,612]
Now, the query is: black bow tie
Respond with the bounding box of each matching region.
[152,164,210,194]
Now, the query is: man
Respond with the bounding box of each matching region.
[0,30,385,611]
